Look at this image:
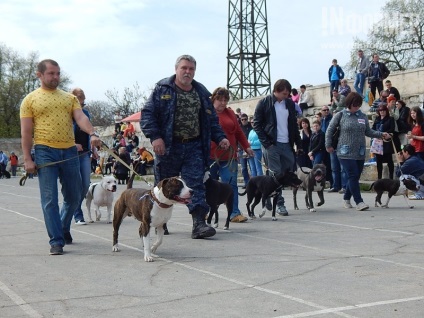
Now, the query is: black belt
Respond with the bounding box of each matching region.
[173,136,201,143]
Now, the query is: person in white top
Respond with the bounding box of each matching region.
[298,84,314,115]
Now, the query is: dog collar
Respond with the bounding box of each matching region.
[150,190,173,209]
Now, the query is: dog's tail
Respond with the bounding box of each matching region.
[127,162,139,189]
[365,182,375,192]
[238,189,247,196]
[296,163,310,175]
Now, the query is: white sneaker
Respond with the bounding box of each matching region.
[343,200,353,209]
[356,202,369,211]
[75,220,86,225]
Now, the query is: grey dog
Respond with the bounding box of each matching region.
[293,164,326,212]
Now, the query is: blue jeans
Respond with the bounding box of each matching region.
[248,149,264,176]
[313,151,323,165]
[209,159,241,219]
[262,142,295,207]
[74,152,91,222]
[339,159,365,204]
[238,150,250,185]
[330,80,340,99]
[354,73,366,97]
[35,145,82,247]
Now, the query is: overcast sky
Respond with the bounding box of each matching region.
[0,0,385,103]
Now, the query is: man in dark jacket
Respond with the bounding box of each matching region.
[140,55,230,239]
[253,79,302,216]
[367,54,390,99]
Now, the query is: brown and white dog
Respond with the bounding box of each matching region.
[85,175,117,223]
[112,177,192,262]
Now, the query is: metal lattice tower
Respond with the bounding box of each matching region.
[227,0,271,100]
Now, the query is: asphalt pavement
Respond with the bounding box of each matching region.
[0,176,423,318]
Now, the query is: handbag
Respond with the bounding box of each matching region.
[330,112,343,149]
[331,126,340,149]
[370,138,383,155]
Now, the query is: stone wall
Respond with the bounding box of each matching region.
[231,66,424,116]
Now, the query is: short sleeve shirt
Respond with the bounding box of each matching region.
[20,88,81,148]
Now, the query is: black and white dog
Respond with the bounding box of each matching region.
[85,175,117,223]
[293,164,326,212]
[239,169,302,221]
[369,175,420,209]
[112,177,192,262]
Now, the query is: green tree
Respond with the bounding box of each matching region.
[0,44,72,137]
[346,0,424,75]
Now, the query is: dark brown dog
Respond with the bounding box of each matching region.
[112,177,192,262]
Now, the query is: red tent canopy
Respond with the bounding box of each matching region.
[121,111,141,122]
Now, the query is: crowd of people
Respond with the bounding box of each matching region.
[16,53,424,256]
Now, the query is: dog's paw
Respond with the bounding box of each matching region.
[144,255,154,262]
[409,205,414,209]
[258,210,266,218]
[88,220,94,223]
[294,206,299,210]
[223,226,229,230]
[381,205,389,208]
[249,215,256,220]
[96,217,101,222]
[272,217,277,221]
[317,202,324,207]
[310,208,316,212]
[112,244,120,252]
[213,223,218,228]
[206,222,211,227]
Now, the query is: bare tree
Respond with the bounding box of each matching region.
[104,82,148,118]
[345,0,424,76]
[86,100,115,127]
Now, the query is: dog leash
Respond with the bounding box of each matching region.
[100,142,153,187]
[19,150,90,186]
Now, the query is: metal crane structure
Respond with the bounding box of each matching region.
[227,0,271,100]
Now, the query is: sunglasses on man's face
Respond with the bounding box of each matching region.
[241,118,248,121]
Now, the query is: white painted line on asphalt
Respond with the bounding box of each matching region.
[0,280,42,318]
[289,218,417,236]
[275,296,424,318]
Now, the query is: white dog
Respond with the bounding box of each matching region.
[86,176,117,223]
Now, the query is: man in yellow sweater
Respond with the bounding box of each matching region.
[20,59,101,255]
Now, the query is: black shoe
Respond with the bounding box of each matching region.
[50,245,63,255]
[64,232,73,245]
[327,188,339,193]
[191,209,216,239]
